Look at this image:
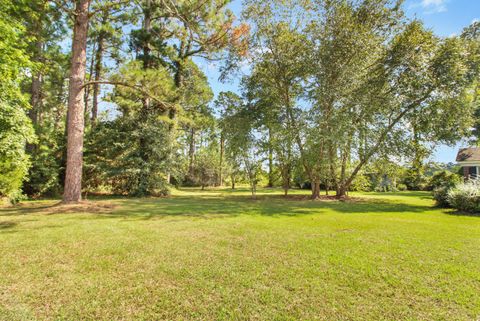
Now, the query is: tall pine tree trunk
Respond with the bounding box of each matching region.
[63,0,90,203]
[138,1,152,195]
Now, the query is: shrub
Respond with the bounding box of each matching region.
[428,170,461,191]
[350,174,372,192]
[0,102,36,202]
[403,169,427,191]
[429,171,462,207]
[396,183,407,191]
[433,186,451,208]
[447,179,480,213]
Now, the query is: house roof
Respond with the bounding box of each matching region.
[456,147,480,162]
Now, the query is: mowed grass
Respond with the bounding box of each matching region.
[1,188,480,320]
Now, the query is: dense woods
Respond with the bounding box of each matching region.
[1,0,479,202]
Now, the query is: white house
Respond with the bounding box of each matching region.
[456,147,480,179]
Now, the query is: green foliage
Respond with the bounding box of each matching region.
[397,183,408,191]
[0,101,35,201]
[25,132,64,197]
[433,187,451,208]
[447,179,480,213]
[83,61,176,196]
[403,168,428,191]
[192,149,220,189]
[0,0,36,201]
[429,170,461,191]
[349,174,372,192]
[2,0,479,201]
[85,119,172,196]
[216,91,262,197]
[428,170,462,207]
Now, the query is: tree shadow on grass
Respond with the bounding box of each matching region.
[0,221,17,229]
[0,192,435,222]
[0,200,63,216]
[0,201,116,217]
[444,210,480,218]
[365,191,433,200]
[82,194,434,221]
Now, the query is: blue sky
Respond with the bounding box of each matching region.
[197,0,480,163]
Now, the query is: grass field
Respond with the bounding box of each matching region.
[1,188,479,320]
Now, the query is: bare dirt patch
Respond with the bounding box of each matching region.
[49,201,117,214]
[12,201,118,215]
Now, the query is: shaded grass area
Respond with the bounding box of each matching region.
[0,188,479,320]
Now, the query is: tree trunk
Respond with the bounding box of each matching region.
[63,0,90,203]
[337,185,347,199]
[340,92,433,194]
[267,127,274,187]
[283,171,289,196]
[137,1,152,194]
[188,127,196,177]
[328,144,337,192]
[29,64,42,126]
[311,179,320,199]
[282,166,290,197]
[337,136,351,199]
[219,132,224,186]
[26,35,44,154]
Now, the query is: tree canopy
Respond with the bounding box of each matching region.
[0,0,478,201]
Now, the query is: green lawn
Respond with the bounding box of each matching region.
[1,188,479,320]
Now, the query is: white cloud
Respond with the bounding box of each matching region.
[420,0,447,13]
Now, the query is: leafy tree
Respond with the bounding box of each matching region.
[461,21,480,144]
[192,149,220,190]
[306,1,476,197]
[215,91,244,188]
[20,0,68,197]
[239,7,309,195]
[84,61,176,196]
[0,0,36,200]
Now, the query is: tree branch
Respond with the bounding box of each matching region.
[50,0,77,17]
[82,80,175,111]
[343,89,434,189]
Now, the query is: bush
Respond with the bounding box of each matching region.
[429,171,462,207]
[396,183,407,191]
[433,186,450,208]
[428,170,461,191]
[350,174,372,192]
[447,179,480,213]
[403,169,427,191]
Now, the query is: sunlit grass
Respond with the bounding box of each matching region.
[1,188,479,320]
